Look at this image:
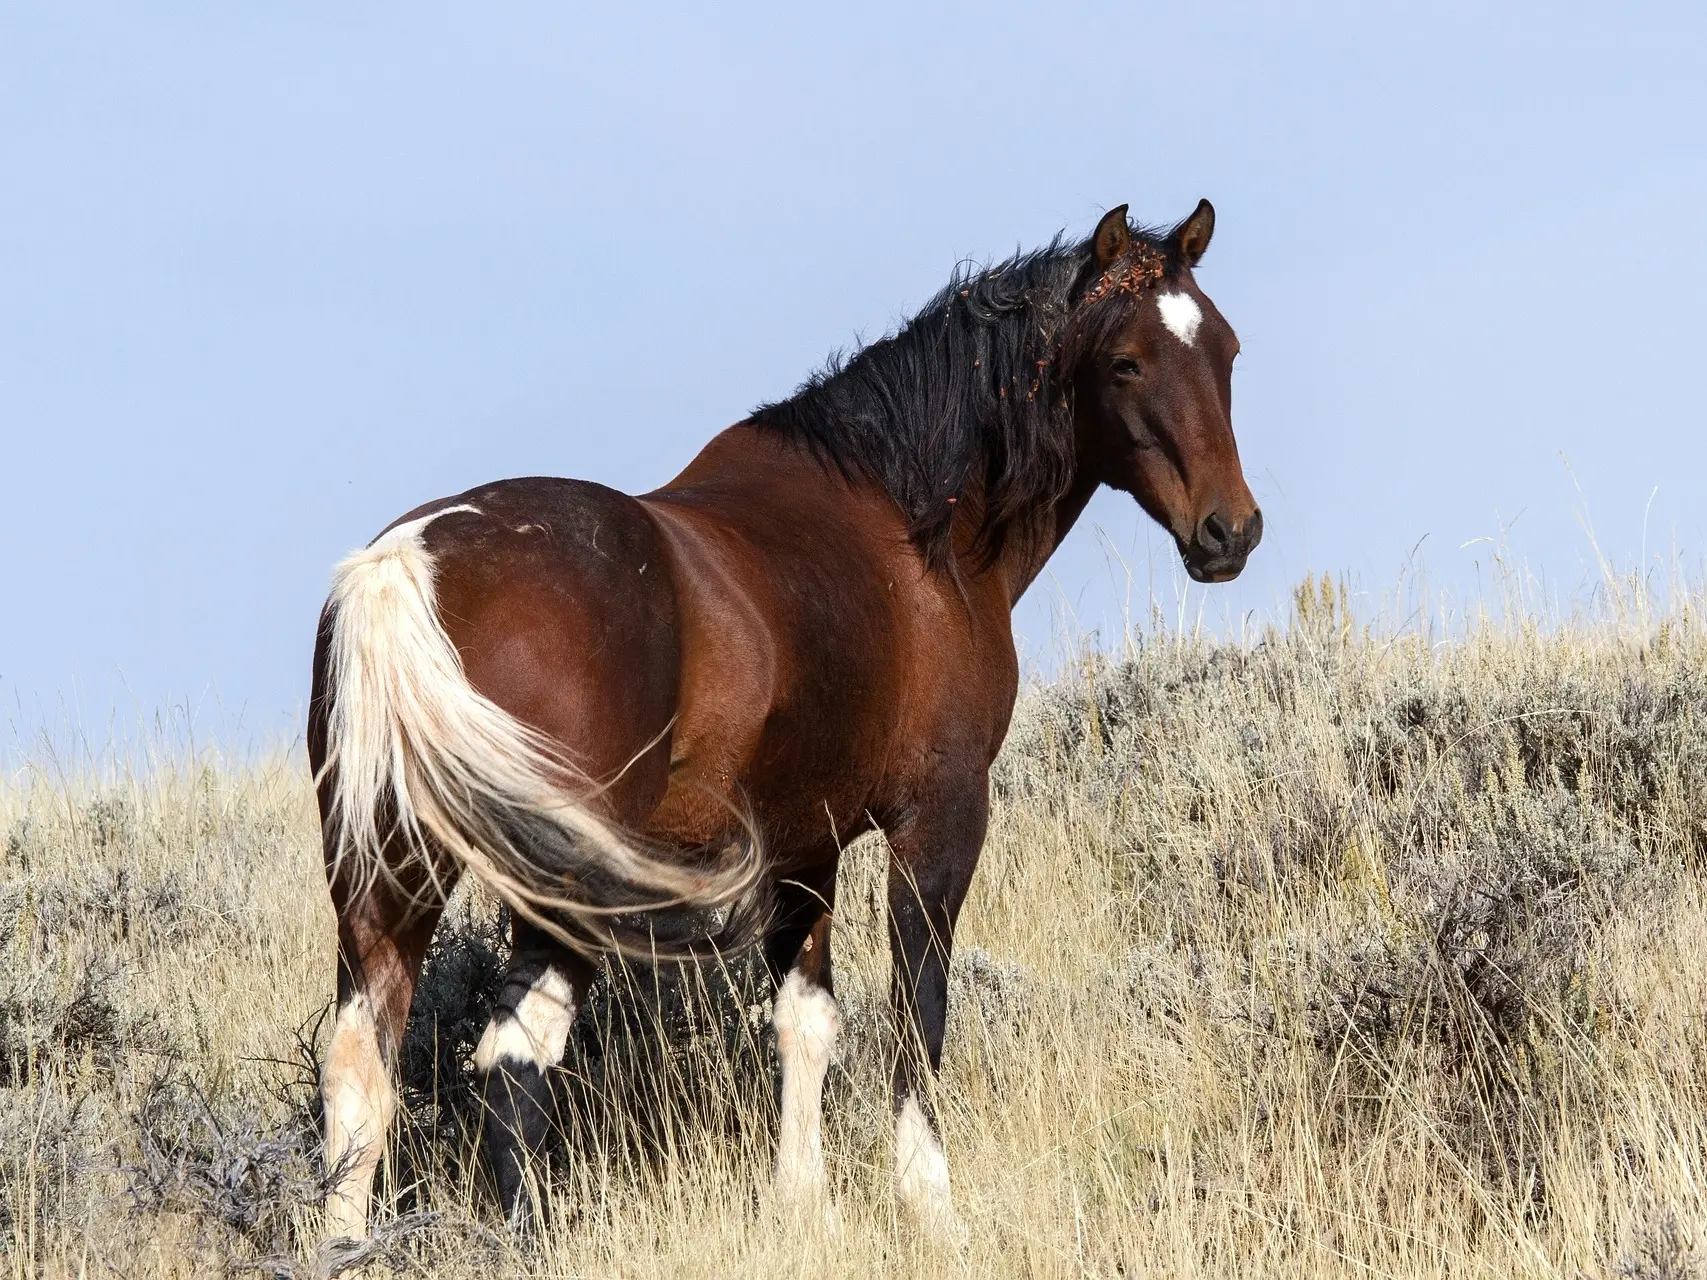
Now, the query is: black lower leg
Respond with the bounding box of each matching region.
[482,1065,555,1225]
[884,784,986,1118]
[887,875,953,1117]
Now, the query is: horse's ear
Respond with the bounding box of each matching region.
[1092,205,1131,267]
[1172,198,1216,267]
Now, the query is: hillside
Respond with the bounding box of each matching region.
[4,582,1705,1278]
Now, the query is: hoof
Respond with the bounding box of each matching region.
[774,1185,842,1236]
[313,1233,384,1279]
[898,1184,967,1247]
[894,1097,962,1242]
[505,1185,546,1236]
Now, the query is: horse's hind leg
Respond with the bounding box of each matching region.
[476,920,592,1228]
[321,856,449,1240]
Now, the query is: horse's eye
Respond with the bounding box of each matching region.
[1111,356,1141,379]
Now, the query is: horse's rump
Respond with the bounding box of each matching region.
[309,481,763,954]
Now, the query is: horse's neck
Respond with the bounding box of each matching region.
[969,465,1102,607]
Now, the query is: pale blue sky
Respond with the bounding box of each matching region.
[3,2,1703,747]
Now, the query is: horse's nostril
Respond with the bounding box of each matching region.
[1194,508,1262,561]
[1197,511,1232,554]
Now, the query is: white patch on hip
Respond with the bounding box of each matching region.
[771,970,841,1204]
[369,504,483,555]
[894,1095,956,1229]
[474,966,576,1072]
[321,993,397,1240]
[1156,291,1203,346]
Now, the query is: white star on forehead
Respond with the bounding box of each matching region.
[1156,292,1203,346]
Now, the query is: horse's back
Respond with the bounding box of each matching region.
[377,431,1017,852]
[419,477,683,823]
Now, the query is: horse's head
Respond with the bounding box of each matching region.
[1067,202,1261,583]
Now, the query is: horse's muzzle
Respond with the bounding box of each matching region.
[1182,507,1263,583]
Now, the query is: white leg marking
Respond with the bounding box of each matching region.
[474,966,576,1073]
[322,994,396,1240]
[771,971,841,1205]
[1156,291,1203,345]
[895,1095,957,1230]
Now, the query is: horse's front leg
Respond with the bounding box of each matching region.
[764,871,841,1214]
[884,778,987,1233]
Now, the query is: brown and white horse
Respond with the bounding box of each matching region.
[307,202,1261,1238]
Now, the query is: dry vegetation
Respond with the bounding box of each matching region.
[5,577,1707,1277]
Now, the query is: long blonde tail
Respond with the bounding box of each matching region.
[317,505,763,954]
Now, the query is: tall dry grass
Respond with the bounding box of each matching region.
[3,577,1705,1277]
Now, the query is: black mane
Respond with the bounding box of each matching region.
[749,224,1176,571]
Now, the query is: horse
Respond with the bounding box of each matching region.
[307,200,1262,1239]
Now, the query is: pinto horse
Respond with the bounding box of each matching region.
[308,201,1261,1238]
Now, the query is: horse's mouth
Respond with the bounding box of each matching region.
[1183,551,1249,584]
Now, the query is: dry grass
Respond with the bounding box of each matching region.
[4,578,1707,1277]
